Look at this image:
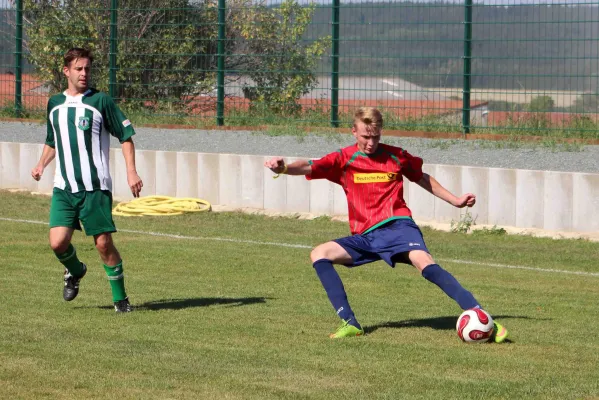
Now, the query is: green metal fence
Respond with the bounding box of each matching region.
[1,0,598,138]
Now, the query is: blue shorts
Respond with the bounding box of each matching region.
[333,218,429,268]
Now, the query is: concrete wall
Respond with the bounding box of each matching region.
[1,142,598,233]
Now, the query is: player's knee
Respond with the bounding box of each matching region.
[310,248,322,263]
[94,234,114,255]
[409,250,435,271]
[310,245,329,263]
[49,239,69,254]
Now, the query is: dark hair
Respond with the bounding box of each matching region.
[63,48,93,67]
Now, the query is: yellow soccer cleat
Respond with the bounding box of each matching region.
[329,320,364,339]
[492,321,509,343]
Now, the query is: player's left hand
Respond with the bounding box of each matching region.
[453,193,476,208]
[127,171,143,198]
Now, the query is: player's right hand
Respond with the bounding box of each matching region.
[31,166,43,181]
[264,157,286,174]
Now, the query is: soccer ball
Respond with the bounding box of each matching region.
[456,308,494,343]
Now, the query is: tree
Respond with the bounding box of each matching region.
[527,95,555,112]
[233,0,330,115]
[18,0,228,111]
[13,0,329,116]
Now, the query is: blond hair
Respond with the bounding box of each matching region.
[353,107,383,130]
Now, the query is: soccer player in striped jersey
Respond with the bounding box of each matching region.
[264,107,508,342]
[31,48,143,313]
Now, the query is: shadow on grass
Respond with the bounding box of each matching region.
[89,297,273,311]
[363,314,539,335]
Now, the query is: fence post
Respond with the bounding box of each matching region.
[109,0,118,99]
[462,0,473,136]
[216,0,226,126]
[15,0,23,117]
[330,0,340,128]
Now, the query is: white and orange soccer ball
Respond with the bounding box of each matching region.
[456,308,494,343]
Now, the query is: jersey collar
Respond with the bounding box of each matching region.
[63,89,92,99]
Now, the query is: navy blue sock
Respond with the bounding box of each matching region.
[421,264,480,310]
[313,259,361,329]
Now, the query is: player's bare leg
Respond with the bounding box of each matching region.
[310,241,353,265]
[94,232,121,266]
[49,226,74,254]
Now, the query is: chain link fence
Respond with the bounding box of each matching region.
[1,0,597,138]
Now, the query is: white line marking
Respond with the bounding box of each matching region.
[384,90,403,98]
[382,79,399,87]
[1,217,598,277]
[1,217,47,225]
[438,259,599,277]
[0,217,312,249]
[120,228,312,249]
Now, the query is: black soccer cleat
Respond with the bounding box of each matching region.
[114,297,133,313]
[63,263,87,301]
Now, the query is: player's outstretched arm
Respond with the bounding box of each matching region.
[31,145,56,181]
[264,157,312,176]
[416,173,476,208]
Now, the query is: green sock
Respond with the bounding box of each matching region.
[55,244,85,277]
[103,262,127,302]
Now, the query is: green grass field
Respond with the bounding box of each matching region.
[1,190,598,399]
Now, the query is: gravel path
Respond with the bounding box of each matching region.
[1,121,598,174]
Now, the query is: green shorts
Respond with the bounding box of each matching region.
[49,188,117,236]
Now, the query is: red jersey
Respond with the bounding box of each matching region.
[307,143,424,234]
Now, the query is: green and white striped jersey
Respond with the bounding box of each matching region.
[45,89,135,193]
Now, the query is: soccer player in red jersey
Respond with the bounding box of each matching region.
[264,107,508,342]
